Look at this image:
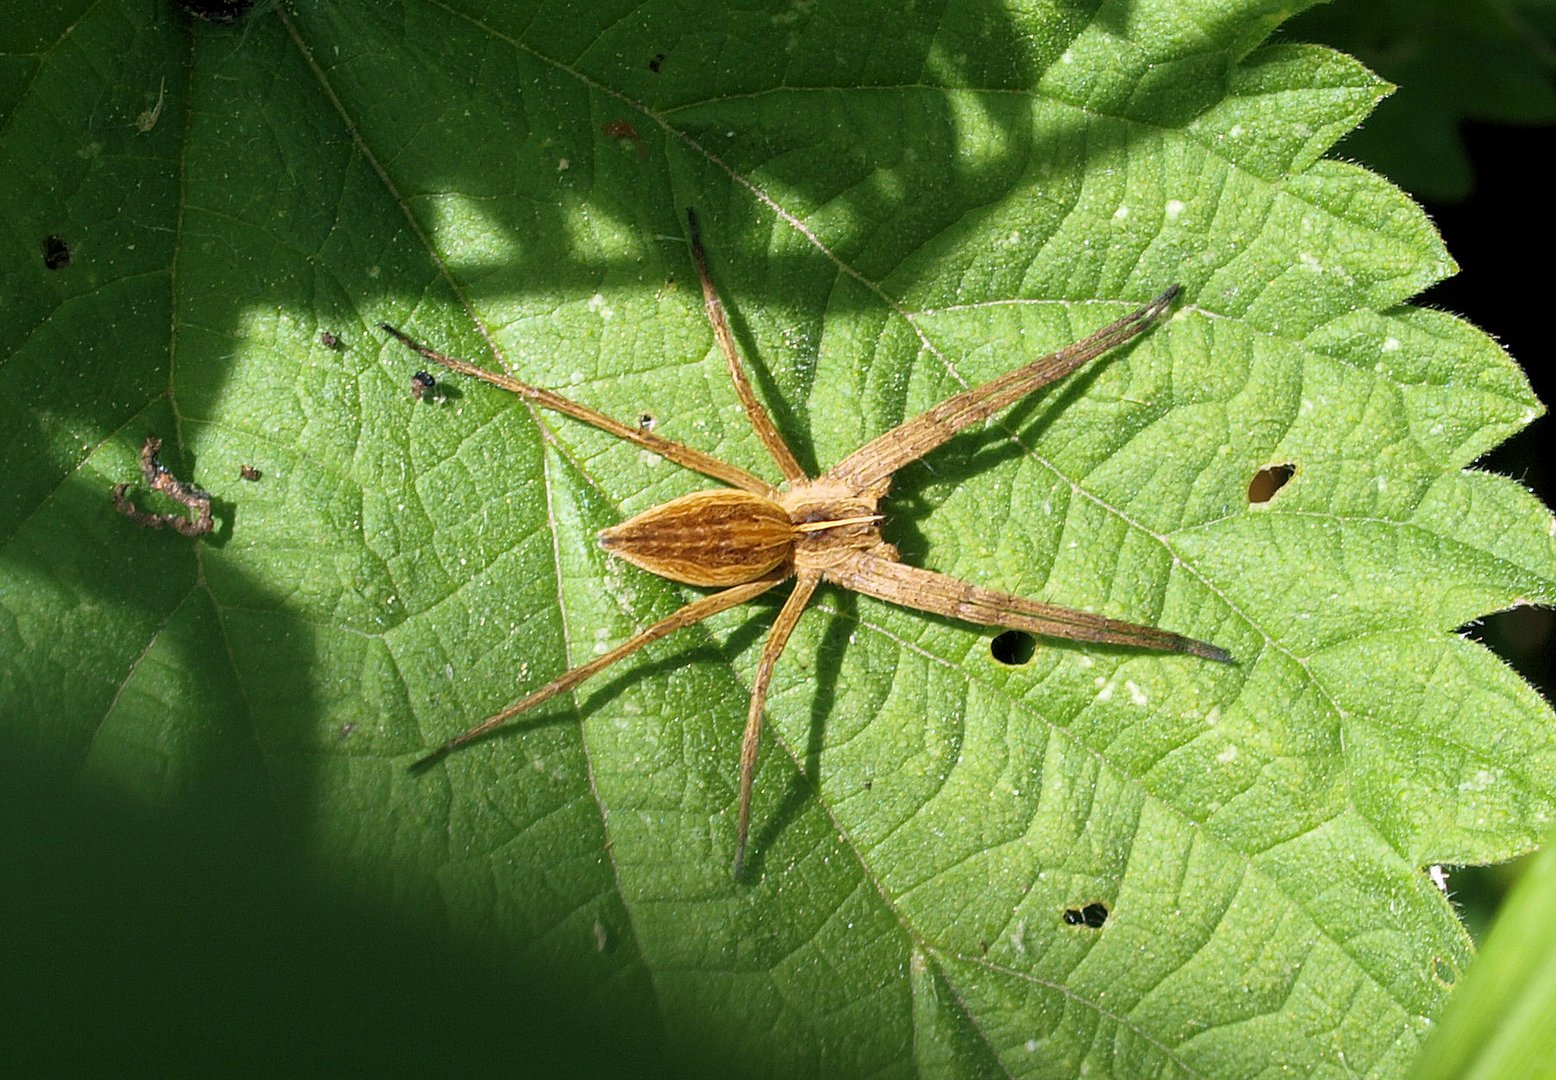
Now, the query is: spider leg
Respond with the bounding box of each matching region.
[380,322,776,496]
[733,569,822,879]
[828,552,1231,663]
[823,287,1180,491]
[686,209,809,485]
[413,574,786,769]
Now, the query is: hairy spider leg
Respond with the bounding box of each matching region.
[410,576,784,769]
[825,286,1182,491]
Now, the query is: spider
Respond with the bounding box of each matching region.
[381,209,1231,878]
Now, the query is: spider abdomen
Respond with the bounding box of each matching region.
[598,489,794,587]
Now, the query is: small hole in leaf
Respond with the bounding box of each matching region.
[1431,956,1456,986]
[648,52,666,73]
[1247,462,1296,504]
[42,235,71,270]
[1062,901,1109,929]
[990,630,1036,666]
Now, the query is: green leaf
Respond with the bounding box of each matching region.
[1411,828,1556,1080]
[3,1,1553,1076]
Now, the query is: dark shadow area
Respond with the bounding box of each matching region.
[0,755,667,1079]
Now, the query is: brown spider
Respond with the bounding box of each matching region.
[381,209,1230,877]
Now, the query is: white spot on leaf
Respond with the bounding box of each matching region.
[1460,769,1500,792]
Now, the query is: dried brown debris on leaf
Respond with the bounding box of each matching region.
[111,436,213,537]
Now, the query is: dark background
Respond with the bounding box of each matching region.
[1418,120,1555,935]
[1430,121,1554,698]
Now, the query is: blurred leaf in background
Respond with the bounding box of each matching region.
[1287,0,1556,202]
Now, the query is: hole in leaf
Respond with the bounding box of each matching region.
[42,235,71,270]
[1431,956,1456,986]
[648,52,666,73]
[990,630,1036,666]
[1062,901,1109,929]
[1247,463,1296,504]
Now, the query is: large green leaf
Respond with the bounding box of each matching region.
[4,1,1554,1075]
